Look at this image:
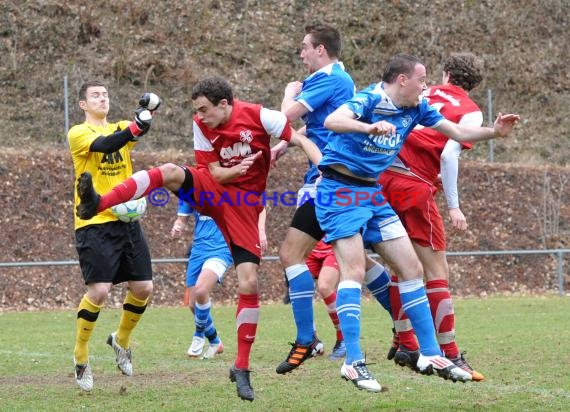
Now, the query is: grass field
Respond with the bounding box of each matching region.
[1,296,569,411]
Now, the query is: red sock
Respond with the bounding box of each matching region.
[98,167,164,211]
[235,293,259,370]
[426,279,458,358]
[323,292,343,341]
[390,276,419,350]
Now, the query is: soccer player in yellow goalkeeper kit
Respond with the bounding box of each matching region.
[68,80,159,391]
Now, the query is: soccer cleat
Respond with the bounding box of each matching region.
[329,340,346,360]
[448,352,485,382]
[202,340,224,359]
[76,172,100,220]
[187,336,206,358]
[416,354,472,382]
[106,332,133,376]
[275,337,323,374]
[74,359,93,391]
[312,338,325,357]
[386,327,399,361]
[393,345,420,371]
[341,360,382,392]
[229,365,254,401]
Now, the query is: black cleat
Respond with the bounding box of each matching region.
[393,345,420,371]
[76,172,100,220]
[229,365,254,401]
[275,337,323,374]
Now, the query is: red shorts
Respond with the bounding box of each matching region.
[306,249,338,278]
[379,170,446,250]
[185,167,263,258]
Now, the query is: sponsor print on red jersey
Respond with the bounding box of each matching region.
[193,100,291,193]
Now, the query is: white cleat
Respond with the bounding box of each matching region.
[202,340,224,359]
[341,360,382,392]
[187,335,206,358]
[74,358,93,391]
[106,332,133,376]
[417,354,472,382]
[311,339,325,357]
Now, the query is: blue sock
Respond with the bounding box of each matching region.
[336,280,364,364]
[364,263,391,314]
[195,300,214,340]
[399,279,441,356]
[286,264,315,345]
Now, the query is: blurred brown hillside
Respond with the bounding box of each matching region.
[1,0,568,164]
[0,1,569,310]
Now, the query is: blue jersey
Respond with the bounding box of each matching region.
[178,201,230,255]
[319,82,444,180]
[296,62,354,184]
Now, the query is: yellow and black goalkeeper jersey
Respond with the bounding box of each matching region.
[68,120,136,230]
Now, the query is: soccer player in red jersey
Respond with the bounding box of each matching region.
[379,53,486,381]
[76,76,322,401]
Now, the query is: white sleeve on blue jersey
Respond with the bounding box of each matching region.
[260,107,288,139]
[296,71,333,113]
[345,84,381,120]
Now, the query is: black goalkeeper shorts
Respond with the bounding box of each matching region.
[75,221,153,285]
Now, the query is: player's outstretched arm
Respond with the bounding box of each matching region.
[288,129,322,167]
[435,113,520,143]
[89,93,160,153]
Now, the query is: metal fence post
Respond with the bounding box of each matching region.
[557,251,565,296]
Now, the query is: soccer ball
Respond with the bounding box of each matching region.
[111,197,147,223]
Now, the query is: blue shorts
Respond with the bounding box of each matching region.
[315,174,407,245]
[186,248,233,287]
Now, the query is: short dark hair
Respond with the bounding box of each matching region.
[79,80,107,100]
[443,53,484,91]
[191,76,233,105]
[382,54,424,84]
[304,24,341,58]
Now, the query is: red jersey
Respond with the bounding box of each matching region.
[397,84,482,183]
[193,100,292,193]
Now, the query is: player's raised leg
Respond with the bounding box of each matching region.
[76,163,185,219]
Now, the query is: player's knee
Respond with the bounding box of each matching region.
[279,239,311,267]
[317,283,332,298]
[237,274,258,294]
[87,283,112,304]
[194,286,209,302]
[130,280,153,299]
[159,163,184,185]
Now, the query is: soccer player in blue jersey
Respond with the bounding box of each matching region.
[272,24,393,375]
[171,201,233,359]
[171,203,267,360]
[316,54,520,392]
